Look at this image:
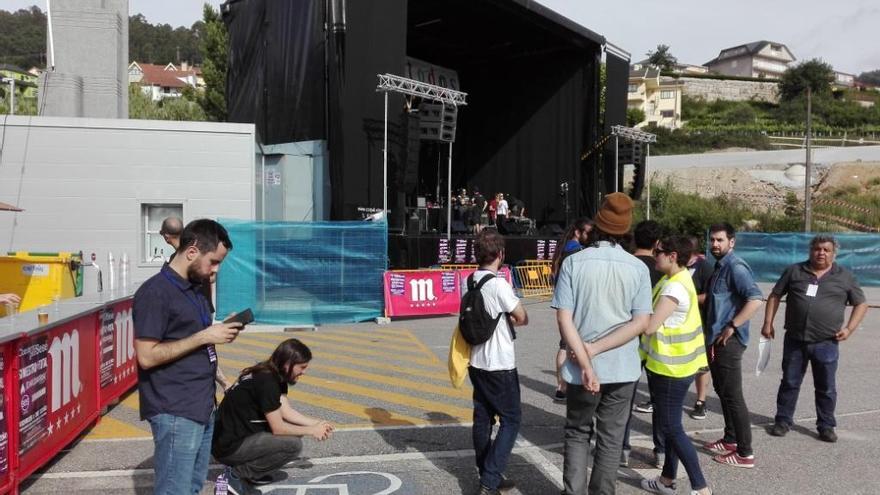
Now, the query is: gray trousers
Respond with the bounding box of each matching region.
[215,432,303,482]
[563,381,635,495]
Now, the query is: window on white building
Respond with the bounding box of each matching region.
[731,60,738,68]
[628,84,638,93]
[660,90,675,99]
[141,203,183,263]
[661,110,675,118]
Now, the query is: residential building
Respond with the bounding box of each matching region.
[128,61,202,101]
[628,66,684,129]
[834,71,856,88]
[705,41,796,79]
[634,59,709,75]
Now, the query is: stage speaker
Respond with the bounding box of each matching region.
[407,214,421,235]
[402,112,420,192]
[502,219,526,235]
[451,220,468,234]
[539,223,564,237]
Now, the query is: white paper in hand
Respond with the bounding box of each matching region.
[756,337,772,376]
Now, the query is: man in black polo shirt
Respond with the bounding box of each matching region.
[134,219,243,495]
[213,338,333,495]
[762,235,868,443]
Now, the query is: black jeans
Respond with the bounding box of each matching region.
[709,338,752,456]
[215,432,303,482]
[622,362,665,453]
[469,366,522,491]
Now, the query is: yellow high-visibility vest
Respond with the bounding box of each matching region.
[641,269,708,378]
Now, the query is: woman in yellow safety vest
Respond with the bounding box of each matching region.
[586,235,711,495]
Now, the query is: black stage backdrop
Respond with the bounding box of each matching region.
[224,0,612,222]
[603,51,631,194]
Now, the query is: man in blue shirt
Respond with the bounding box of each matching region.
[134,219,243,495]
[552,193,652,494]
[702,222,763,469]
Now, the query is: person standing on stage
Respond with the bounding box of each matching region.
[495,193,509,232]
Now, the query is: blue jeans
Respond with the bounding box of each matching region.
[469,366,522,490]
[148,411,215,495]
[648,371,708,491]
[775,333,839,430]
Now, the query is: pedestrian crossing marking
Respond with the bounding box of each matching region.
[219,355,473,421]
[91,326,472,437]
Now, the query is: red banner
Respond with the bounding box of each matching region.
[16,313,100,479]
[384,270,461,317]
[456,267,512,289]
[98,300,137,409]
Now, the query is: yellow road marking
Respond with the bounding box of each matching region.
[403,328,445,365]
[312,363,470,399]
[233,335,438,367]
[330,329,417,345]
[220,356,471,420]
[218,345,453,382]
[254,332,423,355]
[84,416,150,439]
[287,389,427,426]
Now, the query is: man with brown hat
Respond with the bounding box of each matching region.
[552,192,653,495]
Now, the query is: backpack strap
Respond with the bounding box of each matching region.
[471,273,517,341]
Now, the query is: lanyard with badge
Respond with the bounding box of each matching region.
[806,277,819,297]
[162,269,218,363]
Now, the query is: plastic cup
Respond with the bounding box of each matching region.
[38,309,49,325]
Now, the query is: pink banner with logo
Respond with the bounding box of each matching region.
[456,267,512,292]
[384,270,461,317]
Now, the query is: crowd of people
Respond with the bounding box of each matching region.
[130,208,867,495]
[466,192,866,495]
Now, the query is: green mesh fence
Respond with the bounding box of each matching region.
[217,220,387,325]
[729,233,880,286]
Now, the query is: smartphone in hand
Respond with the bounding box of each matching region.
[223,308,255,327]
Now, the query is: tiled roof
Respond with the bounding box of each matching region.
[134,62,196,89]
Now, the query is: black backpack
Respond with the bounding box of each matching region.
[458,273,515,345]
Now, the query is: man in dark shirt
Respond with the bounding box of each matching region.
[214,338,333,494]
[622,219,664,467]
[134,219,243,495]
[762,235,868,443]
[688,237,715,420]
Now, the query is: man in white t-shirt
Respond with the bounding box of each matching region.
[466,229,529,495]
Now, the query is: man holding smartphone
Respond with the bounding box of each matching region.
[134,219,243,495]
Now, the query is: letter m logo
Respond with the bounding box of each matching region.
[409,278,436,302]
[115,308,135,366]
[49,330,81,412]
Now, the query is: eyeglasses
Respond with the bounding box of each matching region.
[653,248,672,257]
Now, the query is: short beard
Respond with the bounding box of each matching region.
[186,264,209,285]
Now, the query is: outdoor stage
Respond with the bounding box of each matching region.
[388,232,560,269]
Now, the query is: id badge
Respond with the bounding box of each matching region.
[806,283,819,297]
[207,344,218,363]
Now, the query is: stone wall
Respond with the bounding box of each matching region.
[678,76,780,103]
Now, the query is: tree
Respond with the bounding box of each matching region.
[0,7,46,68]
[194,3,228,121]
[857,69,880,86]
[778,59,834,102]
[129,84,206,121]
[646,44,677,72]
[626,107,645,127]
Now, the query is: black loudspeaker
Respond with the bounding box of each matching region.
[502,219,526,235]
[451,220,468,233]
[539,223,564,237]
[407,215,421,234]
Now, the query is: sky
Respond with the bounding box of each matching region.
[4,0,879,75]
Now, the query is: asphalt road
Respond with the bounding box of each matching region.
[21,285,880,494]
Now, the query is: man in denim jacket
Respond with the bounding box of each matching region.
[702,223,763,469]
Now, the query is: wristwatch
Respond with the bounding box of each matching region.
[728,322,738,332]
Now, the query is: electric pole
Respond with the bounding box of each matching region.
[804,86,812,232]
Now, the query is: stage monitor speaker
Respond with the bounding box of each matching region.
[502,219,526,235]
[539,224,564,237]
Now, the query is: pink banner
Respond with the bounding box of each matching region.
[384,270,461,317]
[384,268,515,318]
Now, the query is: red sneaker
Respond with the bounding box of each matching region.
[703,439,737,455]
[713,451,755,468]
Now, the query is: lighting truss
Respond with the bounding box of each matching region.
[611,125,657,143]
[376,73,468,106]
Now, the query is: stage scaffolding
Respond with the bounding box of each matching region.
[376,73,468,240]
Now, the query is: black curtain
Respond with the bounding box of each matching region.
[603,51,630,194]
[224,0,326,144]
